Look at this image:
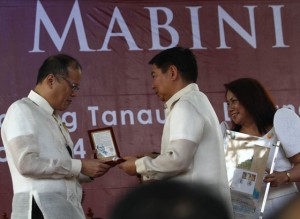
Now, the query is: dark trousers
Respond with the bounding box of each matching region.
[32,197,44,219]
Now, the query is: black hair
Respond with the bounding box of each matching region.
[148,47,198,83]
[109,180,230,219]
[36,54,82,84]
[224,78,276,135]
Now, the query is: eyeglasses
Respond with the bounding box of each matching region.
[61,77,80,92]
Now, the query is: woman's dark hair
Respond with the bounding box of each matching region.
[224,78,277,135]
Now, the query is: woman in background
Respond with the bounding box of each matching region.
[222,78,300,218]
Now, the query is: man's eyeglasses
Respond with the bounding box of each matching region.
[61,77,80,92]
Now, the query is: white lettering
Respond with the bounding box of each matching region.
[217,5,257,49]
[223,103,300,121]
[99,7,142,51]
[187,6,207,50]
[121,110,135,125]
[88,106,99,126]
[73,138,86,158]
[145,7,179,50]
[269,5,289,48]
[102,111,117,126]
[87,106,164,126]
[0,146,6,163]
[62,112,77,132]
[30,3,290,52]
[30,0,94,52]
[155,109,165,124]
[137,109,152,125]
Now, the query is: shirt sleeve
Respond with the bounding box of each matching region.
[274,108,300,158]
[169,100,204,143]
[135,139,197,181]
[2,102,81,179]
[6,134,81,179]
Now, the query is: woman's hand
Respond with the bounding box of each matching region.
[263,171,290,187]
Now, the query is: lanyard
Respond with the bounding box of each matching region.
[52,114,73,157]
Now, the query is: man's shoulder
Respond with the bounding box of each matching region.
[11,97,31,106]
[7,97,34,113]
[180,90,208,105]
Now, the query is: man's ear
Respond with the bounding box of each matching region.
[169,65,179,80]
[45,74,56,88]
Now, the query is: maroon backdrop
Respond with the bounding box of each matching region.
[1,0,300,218]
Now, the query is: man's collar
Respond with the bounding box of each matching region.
[28,90,54,115]
[164,83,199,110]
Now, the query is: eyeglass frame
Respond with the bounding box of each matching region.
[55,74,80,92]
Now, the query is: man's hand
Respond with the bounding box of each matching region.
[118,157,138,176]
[81,159,111,178]
[136,152,160,159]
